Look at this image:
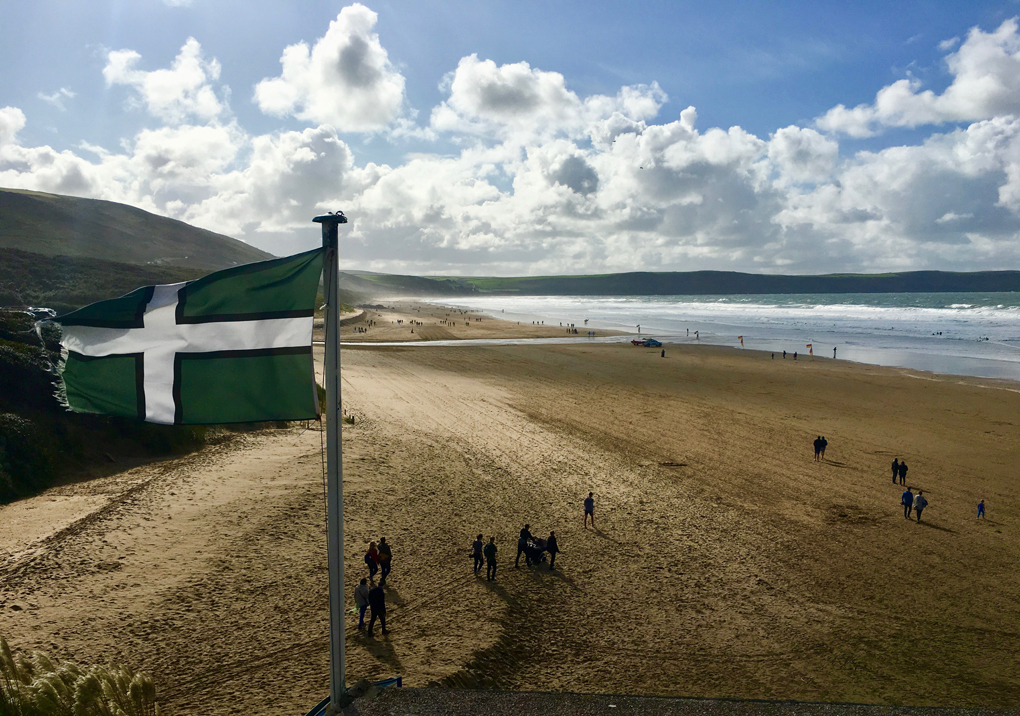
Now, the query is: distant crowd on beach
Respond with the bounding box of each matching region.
[469,491,595,582]
[812,438,988,526]
[353,491,599,636]
[353,420,989,642]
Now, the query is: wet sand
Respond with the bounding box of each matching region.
[1,314,1019,713]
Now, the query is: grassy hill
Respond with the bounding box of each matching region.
[460,270,1020,294]
[342,270,1020,296]
[0,188,273,270]
[338,271,478,296]
[0,248,206,314]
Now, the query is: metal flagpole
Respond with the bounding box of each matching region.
[314,211,348,712]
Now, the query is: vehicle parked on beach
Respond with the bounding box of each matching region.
[632,338,662,347]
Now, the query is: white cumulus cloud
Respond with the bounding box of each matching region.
[104,37,225,124]
[430,54,666,141]
[817,18,1020,137]
[0,106,26,145]
[768,126,839,184]
[253,3,405,132]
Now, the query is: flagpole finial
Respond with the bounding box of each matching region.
[313,211,347,224]
[314,212,347,250]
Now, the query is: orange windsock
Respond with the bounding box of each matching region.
[807,343,813,356]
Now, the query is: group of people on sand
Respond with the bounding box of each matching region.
[812,436,828,461]
[900,487,929,523]
[469,492,597,582]
[354,538,393,637]
[470,525,561,582]
[893,459,987,523]
[891,458,909,484]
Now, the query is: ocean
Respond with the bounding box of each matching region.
[430,293,1020,382]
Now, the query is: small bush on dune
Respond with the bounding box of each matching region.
[0,414,56,503]
[0,635,160,716]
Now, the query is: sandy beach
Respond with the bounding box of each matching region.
[2,306,1019,714]
[335,300,616,342]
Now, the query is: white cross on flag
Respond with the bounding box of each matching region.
[55,249,323,425]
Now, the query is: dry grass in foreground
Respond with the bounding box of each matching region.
[0,635,159,716]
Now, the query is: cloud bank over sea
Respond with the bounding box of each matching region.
[3,4,1020,276]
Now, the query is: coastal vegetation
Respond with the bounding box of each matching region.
[0,189,271,271]
[0,634,159,716]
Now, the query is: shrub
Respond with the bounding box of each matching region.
[0,635,160,716]
[0,414,55,503]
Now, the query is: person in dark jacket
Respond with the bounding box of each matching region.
[483,537,498,581]
[892,458,900,484]
[898,461,908,486]
[814,436,822,462]
[471,534,484,575]
[901,488,914,519]
[516,524,533,567]
[546,531,559,570]
[367,584,388,636]
[378,537,392,585]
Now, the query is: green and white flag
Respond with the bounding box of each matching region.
[55,248,324,425]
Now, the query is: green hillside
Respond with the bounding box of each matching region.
[0,188,273,270]
[461,270,1020,295]
[0,248,206,314]
[338,271,478,296]
[329,269,1020,297]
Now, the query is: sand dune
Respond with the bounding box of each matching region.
[1,315,1018,713]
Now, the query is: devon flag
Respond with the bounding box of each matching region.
[55,248,324,425]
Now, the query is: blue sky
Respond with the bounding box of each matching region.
[3,1,1020,274]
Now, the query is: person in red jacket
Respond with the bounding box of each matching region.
[365,541,380,580]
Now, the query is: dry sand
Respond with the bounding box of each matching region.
[1,308,1019,714]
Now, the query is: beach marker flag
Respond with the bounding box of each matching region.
[55,248,324,425]
[738,336,744,347]
[807,343,813,356]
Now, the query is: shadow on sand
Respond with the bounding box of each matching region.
[915,520,956,534]
[360,626,403,671]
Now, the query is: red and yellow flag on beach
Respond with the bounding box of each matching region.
[738,336,744,347]
[807,344,813,356]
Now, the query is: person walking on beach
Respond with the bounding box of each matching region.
[898,460,908,486]
[365,541,380,580]
[820,436,828,459]
[914,490,928,523]
[892,458,900,484]
[378,537,392,585]
[584,492,595,529]
[354,578,370,631]
[793,351,797,360]
[547,531,560,570]
[484,537,498,581]
[366,583,388,637]
[978,500,986,519]
[813,436,823,462]
[901,487,914,519]
[471,534,484,575]
[516,524,534,568]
